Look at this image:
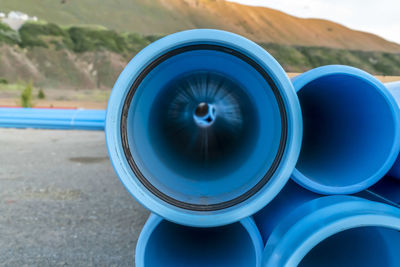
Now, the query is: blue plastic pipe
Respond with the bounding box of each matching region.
[291,65,400,194]
[135,214,263,267]
[367,82,400,205]
[0,107,105,130]
[254,181,400,267]
[386,81,400,178]
[106,29,302,227]
[370,177,400,205]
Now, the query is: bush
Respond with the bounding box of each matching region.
[0,78,8,84]
[0,22,19,45]
[68,27,127,53]
[38,88,45,99]
[20,82,34,108]
[19,22,71,48]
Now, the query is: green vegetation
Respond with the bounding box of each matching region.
[38,88,45,99]
[262,43,400,75]
[0,22,20,44]
[5,22,155,56]
[19,22,72,48]
[67,27,153,54]
[0,21,400,91]
[2,21,399,75]
[20,82,34,108]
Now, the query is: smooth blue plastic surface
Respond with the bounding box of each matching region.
[292,65,400,194]
[135,214,263,267]
[0,107,105,130]
[370,176,400,205]
[386,81,400,179]
[105,29,302,227]
[254,181,400,267]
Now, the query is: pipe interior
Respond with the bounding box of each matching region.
[143,220,257,267]
[296,74,396,188]
[127,49,283,205]
[299,226,400,267]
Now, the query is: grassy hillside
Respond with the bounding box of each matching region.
[1,21,400,91]
[1,0,400,52]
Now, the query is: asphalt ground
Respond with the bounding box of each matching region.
[0,128,149,266]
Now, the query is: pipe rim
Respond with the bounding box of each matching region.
[135,214,264,267]
[262,196,400,267]
[292,65,400,194]
[105,29,302,226]
[120,44,288,211]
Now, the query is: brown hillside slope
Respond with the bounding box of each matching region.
[160,0,400,52]
[1,0,400,52]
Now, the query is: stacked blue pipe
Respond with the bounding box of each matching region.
[102,29,400,266]
[291,65,400,194]
[136,215,263,267]
[255,181,400,266]
[0,107,105,130]
[2,28,399,266]
[105,29,302,227]
[368,81,400,204]
[385,81,400,179]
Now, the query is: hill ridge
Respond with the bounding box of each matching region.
[1,0,399,53]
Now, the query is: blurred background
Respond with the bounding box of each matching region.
[0,0,399,109]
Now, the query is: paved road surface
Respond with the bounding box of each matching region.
[0,128,149,266]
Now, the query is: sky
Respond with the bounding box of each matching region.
[228,0,400,44]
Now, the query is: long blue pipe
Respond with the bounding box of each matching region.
[105,29,302,227]
[0,107,105,130]
[291,65,400,194]
[135,214,263,267]
[254,181,400,266]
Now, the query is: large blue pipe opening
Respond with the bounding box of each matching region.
[135,214,263,267]
[254,181,400,267]
[106,29,302,226]
[298,226,400,267]
[292,65,400,194]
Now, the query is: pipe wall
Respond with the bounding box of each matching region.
[291,65,400,194]
[386,81,400,178]
[254,181,400,267]
[135,214,263,267]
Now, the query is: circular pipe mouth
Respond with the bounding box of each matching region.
[121,45,288,211]
[106,29,302,226]
[262,196,400,267]
[299,226,400,267]
[135,215,263,267]
[292,65,400,194]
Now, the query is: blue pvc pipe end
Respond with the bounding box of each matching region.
[135,214,263,267]
[106,29,302,226]
[262,195,400,266]
[292,65,400,194]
